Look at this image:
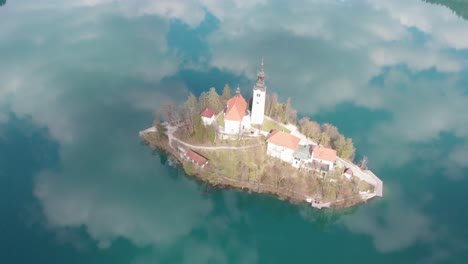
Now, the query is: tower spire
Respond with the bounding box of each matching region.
[251,57,267,125]
[254,57,266,91]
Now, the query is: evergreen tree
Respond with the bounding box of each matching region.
[222,84,231,102]
[333,135,346,157]
[207,87,223,112]
[206,125,216,143]
[193,113,204,142]
[198,92,209,112]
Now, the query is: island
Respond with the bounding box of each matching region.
[140,59,383,209]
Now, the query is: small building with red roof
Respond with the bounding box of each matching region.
[343,168,354,179]
[185,149,209,168]
[311,145,337,171]
[266,130,301,163]
[201,108,216,126]
[224,87,250,134]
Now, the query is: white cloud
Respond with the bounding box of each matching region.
[341,186,433,252]
[197,0,468,170]
[3,0,206,28]
[0,5,182,144]
[370,46,462,73]
[35,162,213,248]
[369,0,468,50]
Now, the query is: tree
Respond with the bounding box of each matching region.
[193,113,204,142]
[341,138,356,161]
[269,92,278,117]
[222,84,231,102]
[161,101,177,125]
[182,93,198,136]
[198,92,209,112]
[289,108,298,125]
[184,93,198,113]
[207,87,224,112]
[299,117,311,136]
[206,124,216,143]
[280,97,292,124]
[309,121,321,141]
[0,0,6,7]
[358,156,369,170]
[299,118,321,141]
[265,94,272,118]
[153,111,166,139]
[322,123,339,141]
[333,135,346,157]
[319,132,331,147]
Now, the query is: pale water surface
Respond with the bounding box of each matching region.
[1,0,468,263]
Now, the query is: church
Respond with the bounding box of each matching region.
[223,59,267,134]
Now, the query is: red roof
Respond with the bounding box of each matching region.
[312,146,337,163]
[201,108,216,118]
[225,94,247,122]
[344,168,353,175]
[186,150,209,166]
[266,130,301,150]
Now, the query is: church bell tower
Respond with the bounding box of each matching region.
[251,58,267,125]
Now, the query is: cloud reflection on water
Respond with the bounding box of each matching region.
[1,0,468,263]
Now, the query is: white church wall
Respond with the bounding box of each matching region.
[251,89,265,124]
[224,119,240,134]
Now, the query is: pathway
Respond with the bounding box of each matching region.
[263,117,384,198]
[142,123,262,151]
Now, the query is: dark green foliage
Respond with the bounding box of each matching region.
[424,0,468,20]
[222,84,231,102]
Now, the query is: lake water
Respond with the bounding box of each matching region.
[1,1,468,263]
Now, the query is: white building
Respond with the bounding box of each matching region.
[222,58,266,135]
[292,144,313,168]
[311,146,337,171]
[224,87,249,134]
[200,108,216,126]
[266,130,301,163]
[251,59,266,125]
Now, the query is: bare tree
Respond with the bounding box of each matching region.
[358,156,369,170]
[161,101,177,125]
[322,123,339,141]
[269,92,278,117]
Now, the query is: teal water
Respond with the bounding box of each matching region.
[1,1,468,263]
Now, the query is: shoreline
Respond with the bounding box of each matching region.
[140,124,382,210]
